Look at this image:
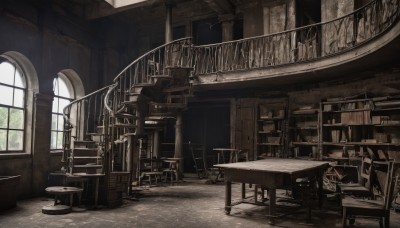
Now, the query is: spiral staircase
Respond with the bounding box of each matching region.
[61,0,400,206]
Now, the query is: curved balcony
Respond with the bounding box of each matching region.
[191,0,400,89]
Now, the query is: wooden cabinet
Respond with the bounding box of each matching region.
[256,99,288,158]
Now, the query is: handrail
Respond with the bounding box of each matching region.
[112,37,192,83]
[191,0,400,75]
[61,85,112,165]
[63,85,112,126]
[104,37,192,114]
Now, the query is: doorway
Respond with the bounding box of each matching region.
[182,101,230,173]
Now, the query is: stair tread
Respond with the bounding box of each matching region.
[133,83,153,87]
[73,148,98,150]
[112,124,136,128]
[150,75,170,78]
[150,102,186,109]
[73,164,103,168]
[69,156,102,159]
[162,86,190,93]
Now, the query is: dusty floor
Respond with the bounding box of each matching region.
[1,174,399,228]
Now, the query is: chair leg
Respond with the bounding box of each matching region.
[342,207,347,228]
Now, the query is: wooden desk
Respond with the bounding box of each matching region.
[215,158,329,224]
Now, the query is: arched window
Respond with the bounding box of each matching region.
[51,74,75,151]
[0,58,26,152]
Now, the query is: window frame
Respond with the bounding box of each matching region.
[51,73,75,152]
[0,58,27,153]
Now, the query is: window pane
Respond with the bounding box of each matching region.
[14,70,25,88]
[0,107,8,128]
[51,114,58,131]
[0,129,6,151]
[56,132,63,149]
[8,130,23,150]
[0,85,13,106]
[57,115,64,131]
[51,131,57,149]
[58,78,71,98]
[13,88,25,108]
[9,108,24,129]
[0,62,15,85]
[52,97,59,113]
[58,98,70,114]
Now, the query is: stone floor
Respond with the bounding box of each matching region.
[1,174,400,228]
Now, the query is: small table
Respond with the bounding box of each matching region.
[43,186,83,214]
[163,158,183,184]
[215,158,329,225]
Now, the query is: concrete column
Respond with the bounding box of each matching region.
[32,93,53,196]
[165,1,173,43]
[219,14,235,42]
[174,113,183,178]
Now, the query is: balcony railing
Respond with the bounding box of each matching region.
[191,0,400,75]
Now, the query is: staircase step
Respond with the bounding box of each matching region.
[133,83,153,87]
[162,86,190,93]
[112,124,136,128]
[113,113,137,119]
[74,140,97,148]
[150,102,186,109]
[150,75,171,79]
[73,164,103,168]
[73,148,98,156]
[70,156,102,159]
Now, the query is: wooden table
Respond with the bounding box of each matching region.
[215,158,329,224]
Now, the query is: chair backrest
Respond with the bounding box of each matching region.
[374,160,397,210]
[189,143,205,167]
[360,156,373,189]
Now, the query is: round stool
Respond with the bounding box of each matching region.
[42,186,83,215]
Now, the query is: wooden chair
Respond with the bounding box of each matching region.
[339,156,375,202]
[342,160,398,228]
[190,143,207,179]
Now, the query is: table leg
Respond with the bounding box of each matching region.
[94,177,99,209]
[225,180,232,215]
[317,171,323,209]
[69,193,73,208]
[268,187,276,225]
[241,183,245,199]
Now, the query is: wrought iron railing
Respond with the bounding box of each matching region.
[104,37,192,114]
[191,0,400,75]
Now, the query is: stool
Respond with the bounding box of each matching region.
[43,186,83,215]
[141,171,163,186]
[163,160,179,185]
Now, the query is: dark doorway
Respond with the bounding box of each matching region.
[192,17,222,45]
[296,0,322,58]
[182,101,230,173]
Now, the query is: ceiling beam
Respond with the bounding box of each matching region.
[202,0,234,15]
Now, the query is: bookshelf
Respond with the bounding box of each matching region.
[256,99,288,158]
